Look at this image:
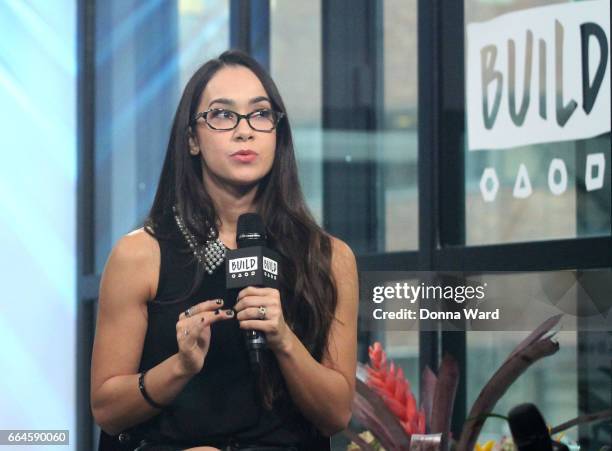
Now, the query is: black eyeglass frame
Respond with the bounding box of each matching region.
[190,108,285,131]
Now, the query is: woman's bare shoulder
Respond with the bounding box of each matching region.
[327,234,357,283]
[104,227,161,301]
[326,234,357,275]
[116,227,159,260]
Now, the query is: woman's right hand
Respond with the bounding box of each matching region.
[175,299,235,376]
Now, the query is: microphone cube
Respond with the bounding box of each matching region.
[225,246,280,289]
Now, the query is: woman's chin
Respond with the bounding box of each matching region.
[225,174,265,190]
[227,168,271,187]
[205,166,271,191]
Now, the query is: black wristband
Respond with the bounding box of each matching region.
[138,370,165,409]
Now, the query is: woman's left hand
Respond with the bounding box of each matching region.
[234,286,292,353]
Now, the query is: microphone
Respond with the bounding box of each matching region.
[225,213,280,366]
[236,214,267,248]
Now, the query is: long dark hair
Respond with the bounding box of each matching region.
[144,50,338,411]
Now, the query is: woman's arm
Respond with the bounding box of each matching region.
[273,237,359,436]
[90,230,194,435]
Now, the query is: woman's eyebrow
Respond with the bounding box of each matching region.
[249,96,271,105]
[208,96,271,107]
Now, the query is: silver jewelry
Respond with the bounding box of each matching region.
[173,205,226,275]
[185,307,192,318]
[258,306,267,320]
[184,328,189,336]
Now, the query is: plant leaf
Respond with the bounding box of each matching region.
[430,354,459,434]
[353,392,403,450]
[457,337,559,451]
[503,314,562,365]
[354,378,412,450]
[420,365,437,432]
[550,409,612,434]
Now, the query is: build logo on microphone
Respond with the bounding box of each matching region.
[225,248,281,289]
[263,257,278,280]
[229,256,257,278]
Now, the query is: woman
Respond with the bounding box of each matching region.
[90,50,358,451]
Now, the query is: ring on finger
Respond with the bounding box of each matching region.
[258,306,267,320]
[184,307,192,318]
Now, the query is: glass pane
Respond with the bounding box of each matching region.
[383,0,419,252]
[270,0,418,253]
[270,0,323,222]
[94,0,229,273]
[464,0,611,245]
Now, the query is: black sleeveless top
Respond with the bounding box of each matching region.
[118,229,325,450]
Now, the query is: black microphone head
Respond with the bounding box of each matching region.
[236,213,267,248]
[508,403,553,451]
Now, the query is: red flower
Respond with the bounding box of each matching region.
[367,342,426,436]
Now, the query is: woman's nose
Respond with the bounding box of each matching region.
[232,117,254,140]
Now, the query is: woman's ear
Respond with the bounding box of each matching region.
[188,128,200,155]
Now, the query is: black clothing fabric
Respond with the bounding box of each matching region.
[98,228,329,451]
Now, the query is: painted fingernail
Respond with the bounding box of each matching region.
[226,309,235,317]
[214,309,220,315]
[216,299,223,305]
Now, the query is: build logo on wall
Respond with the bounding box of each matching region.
[466,0,610,202]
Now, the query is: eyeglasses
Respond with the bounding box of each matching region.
[191,108,285,132]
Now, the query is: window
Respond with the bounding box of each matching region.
[93,0,230,273]
[464,0,611,245]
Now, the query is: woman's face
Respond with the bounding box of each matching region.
[192,65,277,189]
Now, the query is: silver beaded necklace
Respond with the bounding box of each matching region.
[172,205,226,275]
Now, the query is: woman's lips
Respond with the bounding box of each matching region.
[230,150,257,163]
